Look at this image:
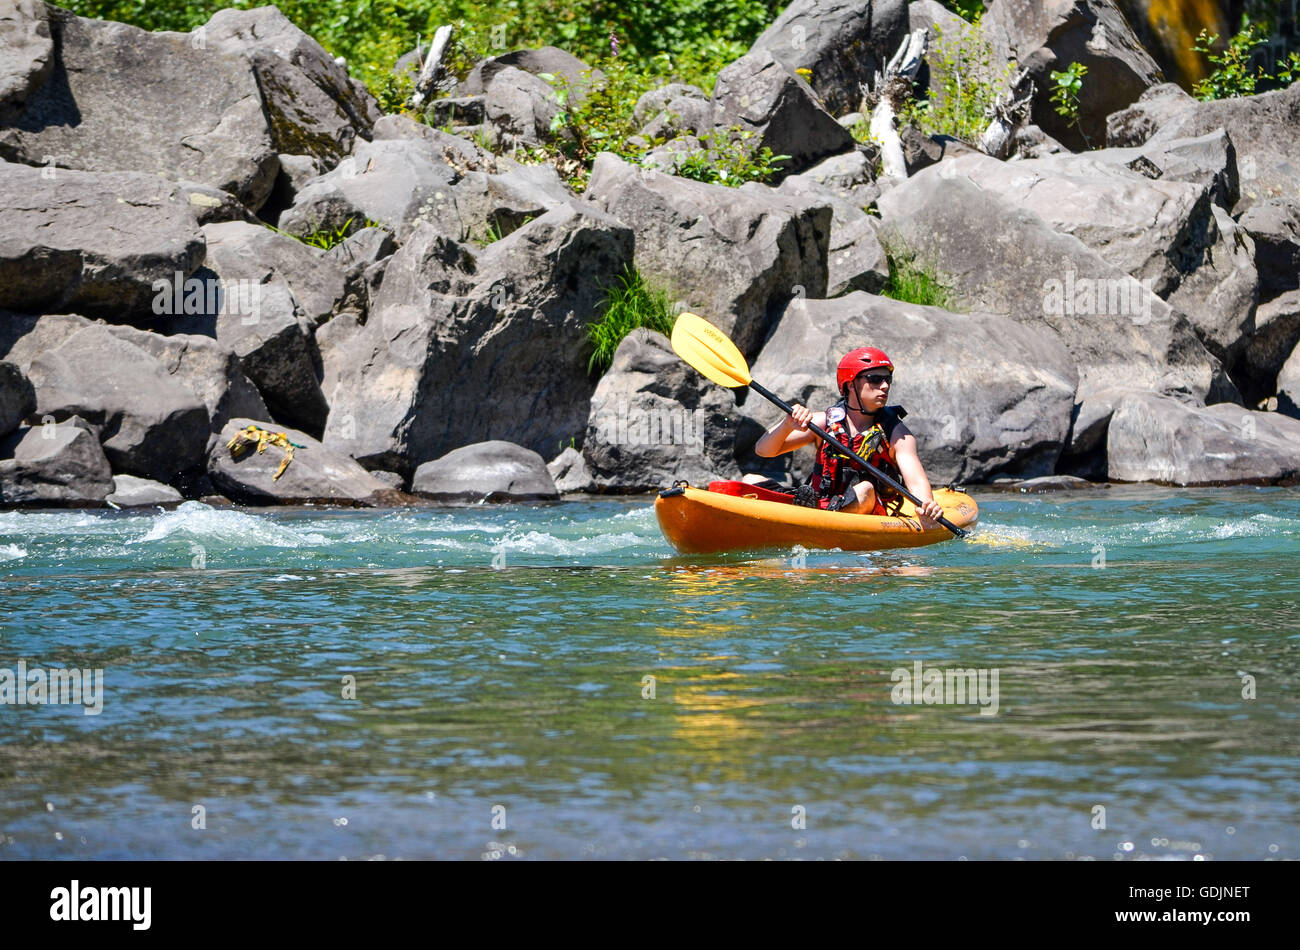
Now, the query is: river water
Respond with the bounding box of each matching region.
[1,485,1296,860]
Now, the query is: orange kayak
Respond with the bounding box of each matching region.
[654,482,979,553]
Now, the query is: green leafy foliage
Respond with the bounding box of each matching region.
[587,267,676,376]
[669,126,790,187]
[265,218,381,251]
[1049,61,1089,146]
[1191,24,1299,100]
[900,14,1018,146]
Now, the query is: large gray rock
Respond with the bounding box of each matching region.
[483,66,566,149]
[0,312,91,371]
[739,292,1079,485]
[1236,290,1300,407]
[1107,392,1300,485]
[201,6,381,166]
[772,153,887,295]
[321,204,633,477]
[709,49,857,179]
[0,4,278,209]
[279,136,572,244]
[0,360,34,437]
[26,325,209,482]
[1088,129,1240,211]
[583,152,830,360]
[464,46,599,98]
[0,417,113,507]
[1278,341,1300,419]
[412,440,559,501]
[547,445,598,493]
[1238,198,1300,297]
[100,323,268,437]
[0,0,53,124]
[983,0,1163,151]
[582,329,742,493]
[926,150,1258,362]
[106,474,182,507]
[1107,81,1300,210]
[876,170,1234,408]
[209,418,401,506]
[160,221,332,437]
[749,0,909,117]
[633,83,708,128]
[0,161,205,320]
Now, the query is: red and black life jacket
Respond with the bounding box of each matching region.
[808,402,908,515]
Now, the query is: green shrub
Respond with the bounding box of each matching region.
[901,14,1018,146]
[1192,24,1299,100]
[669,127,790,187]
[1049,61,1089,146]
[587,267,676,376]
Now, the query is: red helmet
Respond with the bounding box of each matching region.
[837,347,893,393]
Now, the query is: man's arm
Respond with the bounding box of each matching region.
[754,406,823,457]
[890,423,944,522]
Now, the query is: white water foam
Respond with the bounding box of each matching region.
[0,543,26,561]
[130,501,328,548]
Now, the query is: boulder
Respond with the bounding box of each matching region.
[100,324,268,437]
[1106,81,1300,210]
[279,136,572,244]
[0,162,205,321]
[1236,290,1300,407]
[464,46,599,98]
[583,152,830,360]
[26,325,210,482]
[106,474,183,507]
[0,312,91,371]
[0,4,278,209]
[749,0,909,117]
[321,204,633,477]
[934,149,1259,362]
[709,49,857,180]
[582,329,744,492]
[0,417,113,507]
[159,221,332,437]
[633,83,708,128]
[412,440,559,501]
[209,418,402,506]
[983,0,1163,151]
[0,0,53,124]
[547,445,598,493]
[428,96,486,128]
[738,292,1078,485]
[1278,341,1300,419]
[876,169,1235,410]
[1107,392,1300,485]
[639,93,716,142]
[201,6,381,166]
[908,0,969,45]
[483,66,566,149]
[1088,129,1240,211]
[1238,198,1300,297]
[0,360,35,437]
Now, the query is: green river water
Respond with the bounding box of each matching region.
[0,485,1296,860]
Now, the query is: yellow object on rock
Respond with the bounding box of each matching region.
[226,424,301,481]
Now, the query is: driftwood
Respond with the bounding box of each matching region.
[979,67,1035,159]
[859,29,929,179]
[409,24,454,110]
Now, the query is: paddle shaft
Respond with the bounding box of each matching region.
[748,380,968,538]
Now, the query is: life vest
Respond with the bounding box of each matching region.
[808,402,908,515]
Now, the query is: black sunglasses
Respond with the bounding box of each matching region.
[858,373,893,387]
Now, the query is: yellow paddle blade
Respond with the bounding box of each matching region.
[670,312,753,388]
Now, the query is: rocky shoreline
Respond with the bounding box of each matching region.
[2,1,1298,509]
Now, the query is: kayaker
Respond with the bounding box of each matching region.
[751,347,945,522]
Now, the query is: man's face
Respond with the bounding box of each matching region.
[853,369,892,412]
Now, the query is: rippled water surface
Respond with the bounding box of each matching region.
[1,485,1297,860]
